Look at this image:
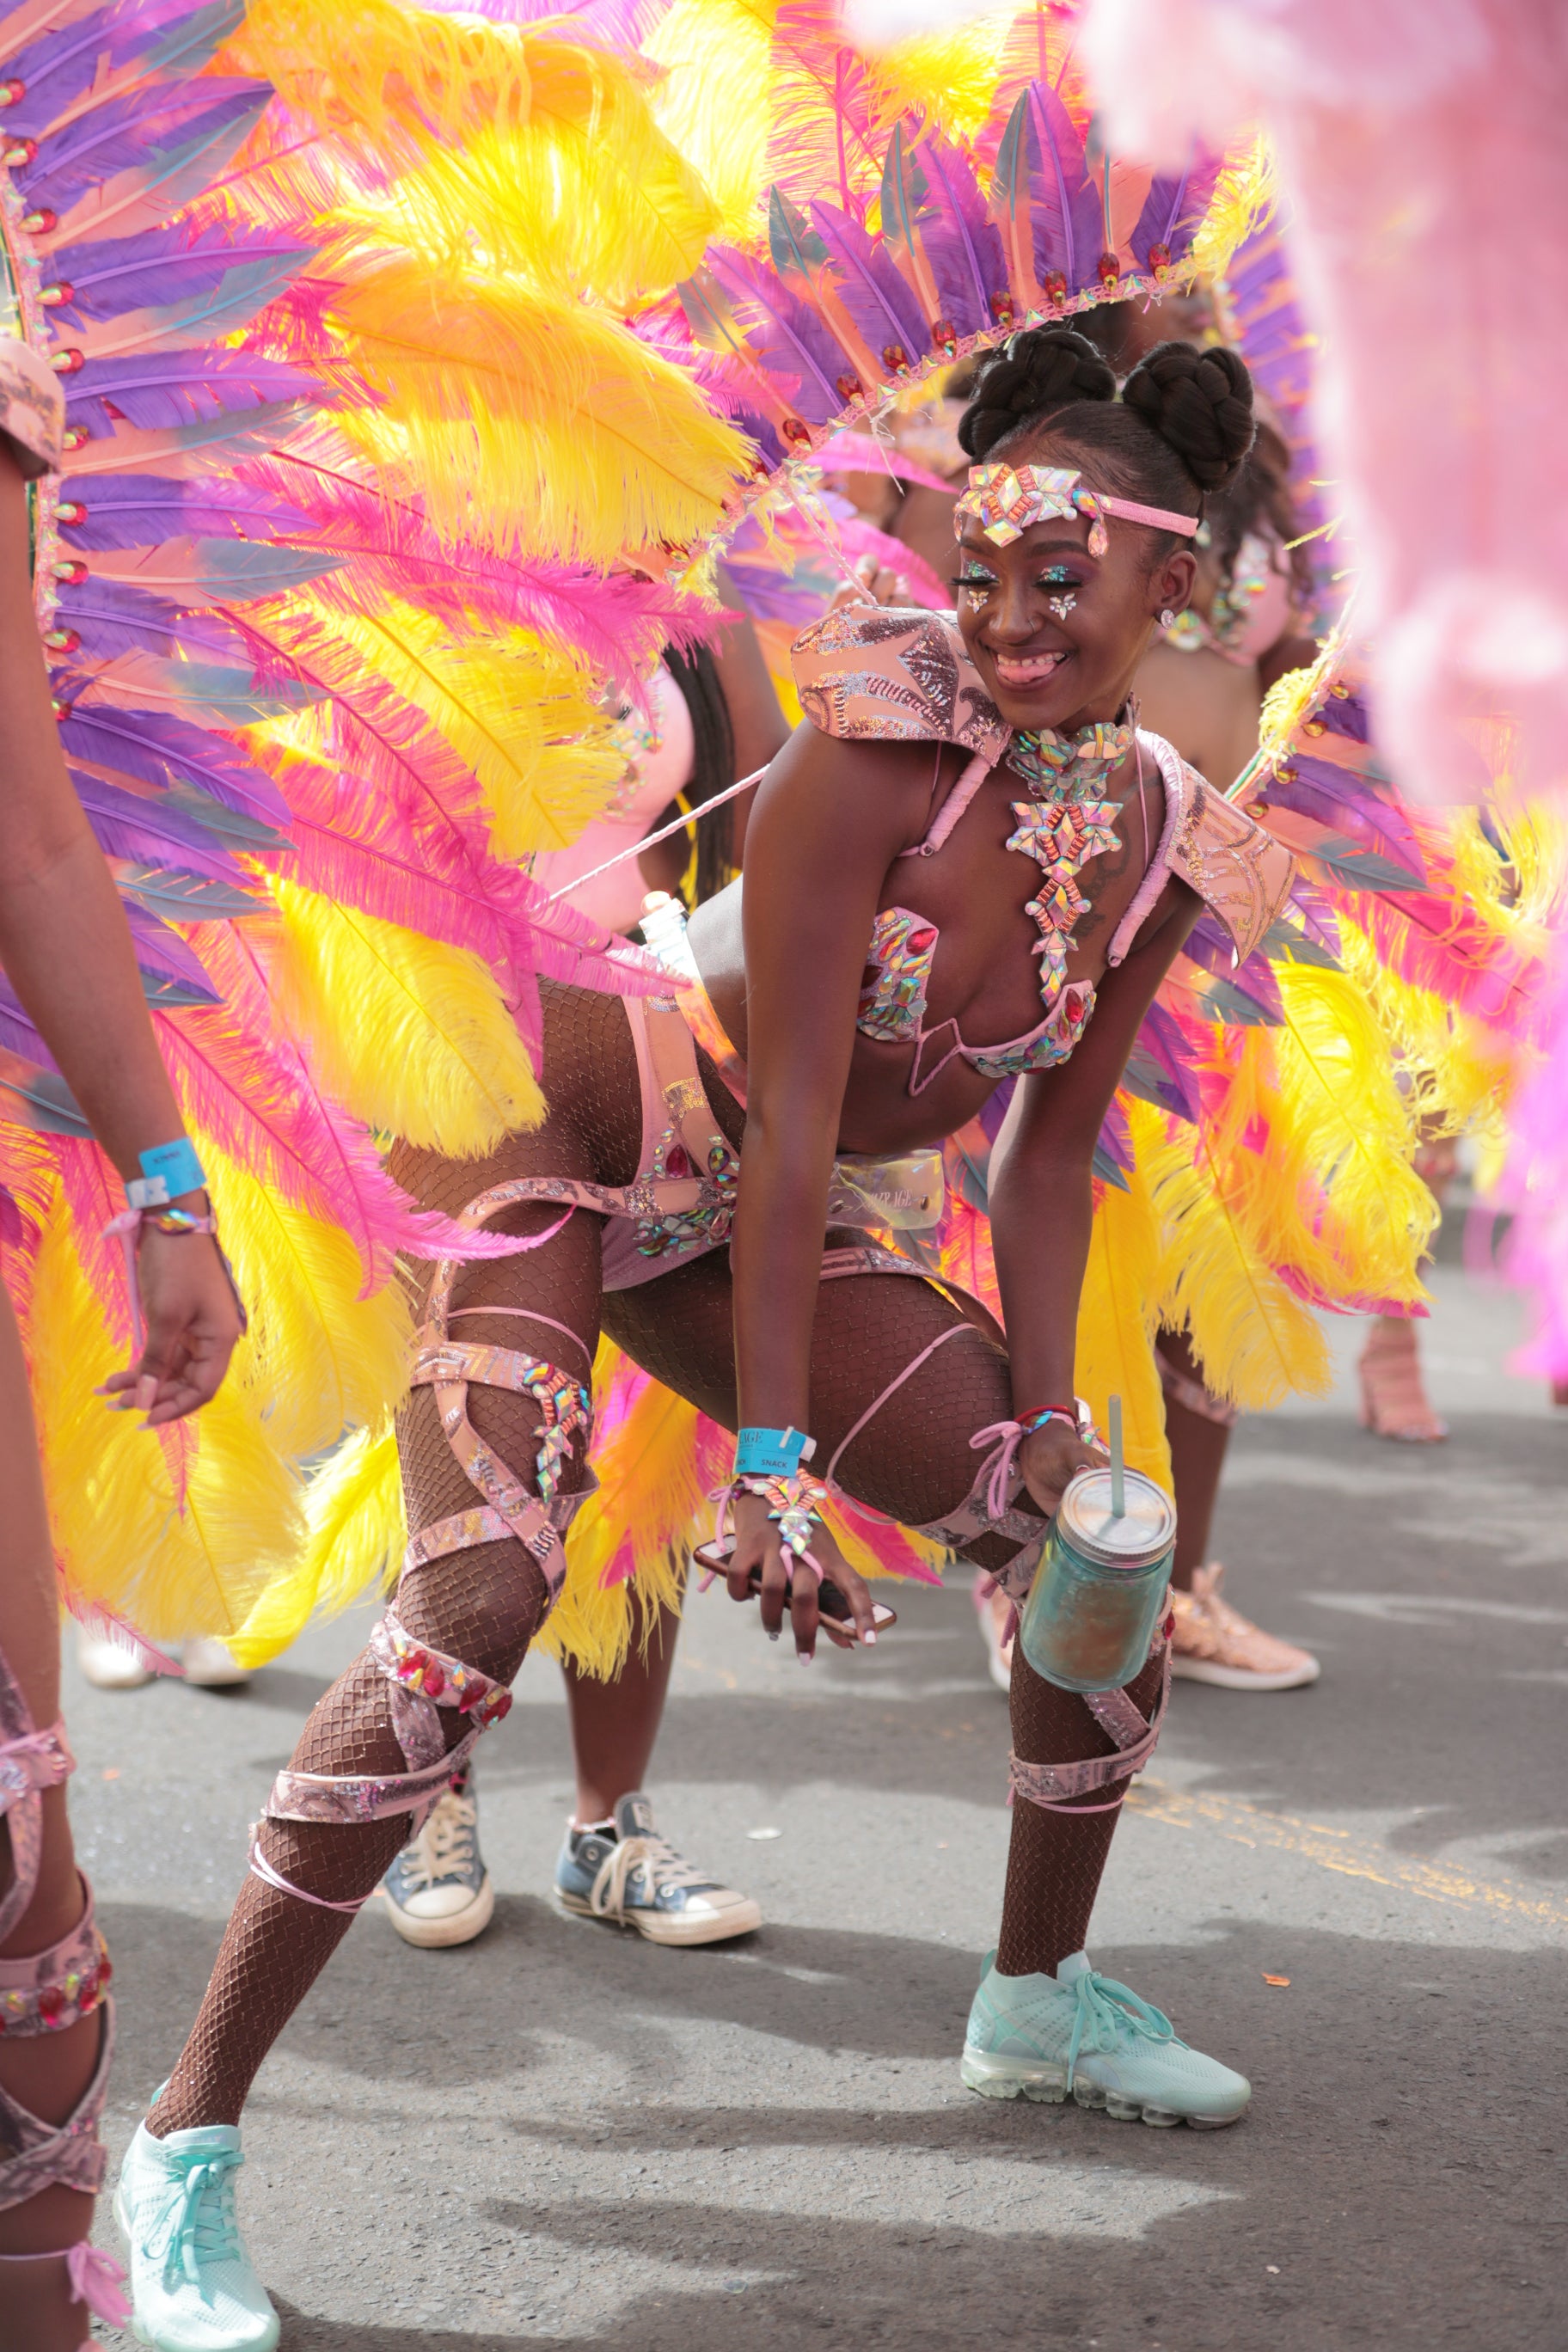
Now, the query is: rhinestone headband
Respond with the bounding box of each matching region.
[954,462,1198,554]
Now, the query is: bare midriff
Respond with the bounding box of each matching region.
[685,736,1173,1159]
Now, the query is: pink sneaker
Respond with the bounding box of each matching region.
[1168,1564,1320,1692]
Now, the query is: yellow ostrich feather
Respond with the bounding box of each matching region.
[1142,1113,1332,1412]
[327,257,754,562]
[358,77,722,308]
[1336,921,1515,1144]
[30,1208,302,1643]
[1073,1136,1171,1491]
[1190,133,1277,284]
[646,0,777,244]
[312,596,622,857]
[267,878,544,1154]
[862,17,1017,149]
[201,1147,412,1461]
[543,1341,711,1675]
[1246,965,1434,1305]
[226,0,540,158]
[229,1417,406,1669]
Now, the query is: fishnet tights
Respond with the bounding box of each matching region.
[995,1642,1167,1979]
[151,981,1135,2134]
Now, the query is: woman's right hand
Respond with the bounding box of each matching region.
[829,552,911,613]
[725,1488,878,1658]
[99,1214,244,1424]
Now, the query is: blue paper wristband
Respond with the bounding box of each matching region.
[128,1136,206,1209]
[734,1425,815,1479]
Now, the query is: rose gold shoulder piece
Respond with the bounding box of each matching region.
[1167,759,1295,966]
[792,604,1010,763]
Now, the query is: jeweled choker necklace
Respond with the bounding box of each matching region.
[1006,716,1135,796]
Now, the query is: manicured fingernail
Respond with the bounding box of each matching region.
[136,1376,156,1412]
[799,1651,812,1665]
[767,1629,780,1643]
[863,1630,877,1645]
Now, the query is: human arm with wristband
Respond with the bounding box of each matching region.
[0,451,242,1424]
[988,886,1199,1516]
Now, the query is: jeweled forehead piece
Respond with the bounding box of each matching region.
[954,462,1199,558]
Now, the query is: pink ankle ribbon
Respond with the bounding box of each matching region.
[0,2243,130,2326]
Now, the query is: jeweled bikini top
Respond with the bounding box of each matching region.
[793,605,1295,1096]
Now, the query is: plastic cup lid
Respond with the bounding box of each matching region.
[1058,1467,1176,1565]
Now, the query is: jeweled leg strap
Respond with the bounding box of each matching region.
[0,1879,116,2208]
[405,1185,598,1611]
[254,1612,517,1908]
[1008,1628,1173,1814]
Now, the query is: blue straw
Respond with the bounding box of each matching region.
[1108,1394,1124,1516]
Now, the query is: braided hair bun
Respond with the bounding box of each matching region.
[957,325,1115,461]
[1121,340,1255,495]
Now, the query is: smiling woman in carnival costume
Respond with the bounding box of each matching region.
[118,315,1296,2339]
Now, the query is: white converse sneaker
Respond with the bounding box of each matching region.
[961,1949,1251,2128]
[380,1776,494,1948]
[115,2117,279,2349]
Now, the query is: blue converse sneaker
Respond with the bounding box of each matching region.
[554,1791,762,1946]
[380,1769,493,1949]
[961,1949,1251,2128]
[115,2115,279,2349]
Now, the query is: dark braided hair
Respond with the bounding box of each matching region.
[959,323,1256,561]
[662,640,737,906]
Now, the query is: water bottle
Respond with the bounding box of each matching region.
[1017,1400,1176,1694]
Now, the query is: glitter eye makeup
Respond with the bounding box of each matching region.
[953,569,997,602]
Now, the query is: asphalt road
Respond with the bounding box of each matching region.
[73,1263,1566,2352]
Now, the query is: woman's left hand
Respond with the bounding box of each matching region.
[100,1216,244,1424]
[1018,1421,1108,1522]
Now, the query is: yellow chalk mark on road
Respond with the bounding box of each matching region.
[1124,1779,1568,1929]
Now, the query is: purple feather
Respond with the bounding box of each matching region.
[0,4,126,142]
[806,199,927,368]
[58,470,316,549]
[1265,755,1426,877]
[1183,915,1287,1021]
[19,79,271,213]
[55,703,291,826]
[1129,150,1222,274]
[64,350,318,440]
[1126,999,1201,1124]
[0,978,55,1073]
[47,224,313,328]
[53,573,239,660]
[1024,82,1102,293]
[122,901,219,1002]
[702,247,848,423]
[882,126,1004,340]
[70,768,248,880]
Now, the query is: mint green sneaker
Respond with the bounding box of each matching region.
[960,1949,1251,2128]
[114,2116,280,2349]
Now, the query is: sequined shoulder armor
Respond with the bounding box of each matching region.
[792,603,1294,968]
[1162,756,1294,966]
[793,605,1011,764]
[0,336,62,481]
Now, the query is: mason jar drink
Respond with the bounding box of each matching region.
[1018,1467,1176,1694]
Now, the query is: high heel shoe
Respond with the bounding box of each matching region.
[1357,1323,1448,1442]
